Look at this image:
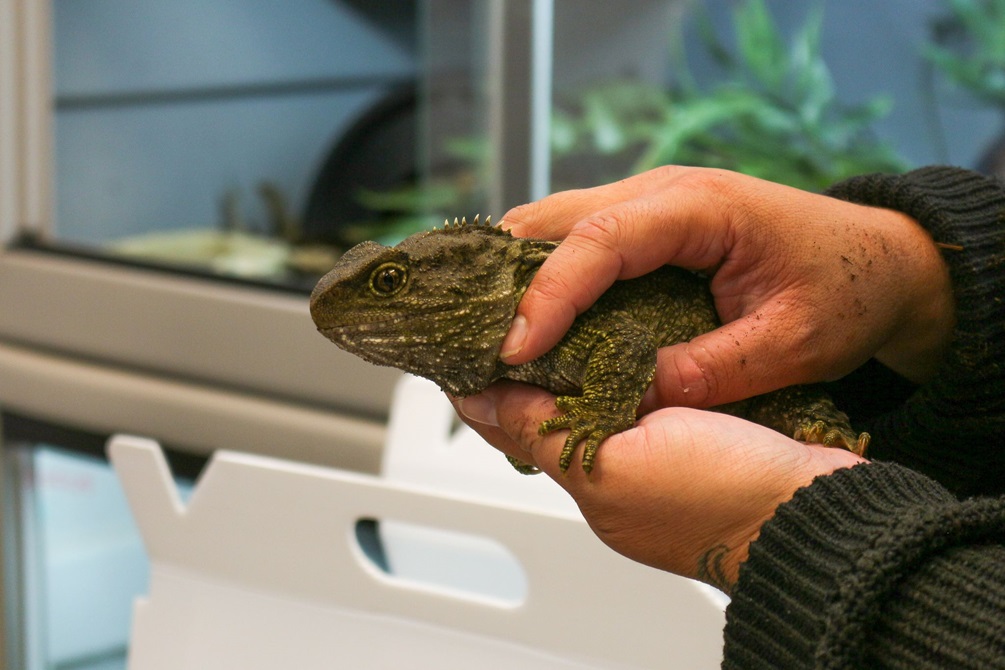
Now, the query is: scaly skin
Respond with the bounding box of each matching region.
[310,216,869,474]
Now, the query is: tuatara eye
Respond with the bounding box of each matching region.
[369,262,408,296]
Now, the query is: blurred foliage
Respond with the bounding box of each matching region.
[927,0,1005,106]
[345,137,490,246]
[360,0,906,241]
[553,0,906,192]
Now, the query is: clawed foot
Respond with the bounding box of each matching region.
[795,420,870,457]
[506,454,541,475]
[537,395,635,474]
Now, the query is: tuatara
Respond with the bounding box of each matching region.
[310,215,869,474]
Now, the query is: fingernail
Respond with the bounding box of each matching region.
[500,314,527,360]
[456,393,499,426]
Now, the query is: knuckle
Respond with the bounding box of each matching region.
[527,228,624,316]
[503,188,595,239]
[563,209,641,275]
[500,201,542,234]
[521,270,581,323]
[515,421,546,457]
[774,316,830,384]
[680,343,720,406]
[568,212,625,255]
[496,387,561,452]
[654,343,719,408]
[676,166,742,201]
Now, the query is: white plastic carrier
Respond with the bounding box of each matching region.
[110,375,726,668]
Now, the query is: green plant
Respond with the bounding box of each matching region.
[553,0,905,191]
[360,0,906,238]
[927,0,1005,106]
[340,136,489,246]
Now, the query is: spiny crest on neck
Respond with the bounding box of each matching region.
[431,214,512,238]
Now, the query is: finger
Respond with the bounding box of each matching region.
[640,315,802,412]
[640,298,873,411]
[499,169,740,364]
[501,168,691,239]
[456,418,537,471]
[453,382,562,472]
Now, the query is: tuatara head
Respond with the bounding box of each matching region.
[310,216,556,396]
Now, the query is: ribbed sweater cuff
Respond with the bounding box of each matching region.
[824,167,1005,496]
[722,462,1005,669]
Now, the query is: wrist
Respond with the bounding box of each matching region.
[871,208,955,383]
[714,445,868,593]
[724,462,966,667]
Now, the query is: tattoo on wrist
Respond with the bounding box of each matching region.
[696,544,734,594]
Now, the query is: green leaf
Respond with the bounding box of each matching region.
[789,6,833,123]
[550,108,578,154]
[693,8,734,71]
[584,90,630,153]
[632,90,763,172]
[443,136,489,162]
[927,0,1005,104]
[355,182,461,212]
[734,0,786,90]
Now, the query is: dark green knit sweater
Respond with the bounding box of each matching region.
[722,167,1005,669]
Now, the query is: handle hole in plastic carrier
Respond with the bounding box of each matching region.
[354,518,528,607]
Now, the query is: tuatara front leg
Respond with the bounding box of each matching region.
[535,320,658,474]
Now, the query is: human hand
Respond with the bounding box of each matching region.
[498,167,954,411]
[455,382,867,592]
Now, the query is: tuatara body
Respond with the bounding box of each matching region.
[310,216,869,474]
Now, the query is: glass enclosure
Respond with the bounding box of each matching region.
[34,0,1005,289]
[46,0,418,288]
[2,421,196,670]
[5,1,1005,668]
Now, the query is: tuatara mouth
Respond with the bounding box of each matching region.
[313,301,492,334]
[317,315,442,348]
[316,318,407,336]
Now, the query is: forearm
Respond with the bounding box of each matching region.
[727,168,1005,666]
[825,167,1005,497]
[723,462,1005,669]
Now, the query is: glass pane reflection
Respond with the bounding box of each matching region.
[23,445,191,670]
[45,1,1005,286]
[51,0,419,287]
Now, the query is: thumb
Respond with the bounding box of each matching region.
[641,306,820,411]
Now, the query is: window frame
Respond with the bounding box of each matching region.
[0,2,554,663]
[0,2,405,661]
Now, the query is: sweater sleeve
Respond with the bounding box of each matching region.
[823,167,1005,497]
[722,462,1005,669]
